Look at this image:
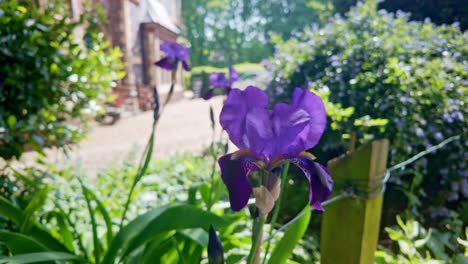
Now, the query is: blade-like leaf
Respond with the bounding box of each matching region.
[51,212,75,252]
[79,180,102,264]
[0,231,48,255]
[0,252,78,264]
[179,228,209,247]
[139,232,175,264]
[123,204,227,259]
[81,183,114,246]
[0,196,81,253]
[20,187,49,233]
[102,204,228,264]
[0,196,23,225]
[267,206,311,264]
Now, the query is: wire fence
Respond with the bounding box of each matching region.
[264,134,461,244]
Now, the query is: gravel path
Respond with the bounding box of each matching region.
[22,96,226,175]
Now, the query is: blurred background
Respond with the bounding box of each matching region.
[0,0,467,263]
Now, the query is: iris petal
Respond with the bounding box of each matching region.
[228,66,238,84]
[218,153,258,211]
[220,86,269,150]
[271,103,311,158]
[290,88,327,149]
[290,155,333,211]
[209,72,228,88]
[155,57,175,71]
[182,60,191,71]
[202,89,215,100]
[160,42,189,60]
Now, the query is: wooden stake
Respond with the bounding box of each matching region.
[320,139,389,264]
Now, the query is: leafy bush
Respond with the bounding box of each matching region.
[266,0,467,223]
[0,0,124,160]
[375,216,468,263]
[0,153,244,263]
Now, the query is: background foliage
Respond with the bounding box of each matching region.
[182,0,466,68]
[265,0,467,249]
[0,0,124,160]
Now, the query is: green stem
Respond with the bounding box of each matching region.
[262,162,290,264]
[119,123,155,228]
[119,70,177,227]
[247,214,266,264]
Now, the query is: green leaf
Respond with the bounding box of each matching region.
[20,186,49,233]
[0,231,48,255]
[7,115,17,128]
[267,206,311,264]
[102,204,228,264]
[79,180,102,263]
[50,212,75,252]
[414,229,432,248]
[139,232,175,264]
[0,196,23,225]
[0,252,78,264]
[178,228,209,247]
[81,183,114,246]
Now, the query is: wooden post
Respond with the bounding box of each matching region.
[320,139,389,264]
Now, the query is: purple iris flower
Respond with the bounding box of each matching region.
[218,86,333,213]
[202,67,238,100]
[155,41,191,71]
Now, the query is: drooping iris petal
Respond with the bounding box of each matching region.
[155,57,175,70]
[290,154,333,211]
[209,72,228,88]
[182,60,191,71]
[220,86,269,149]
[228,66,238,84]
[290,88,327,149]
[202,89,215,100]
[218,153,258,211]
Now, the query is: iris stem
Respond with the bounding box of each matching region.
[262,162,290,264]
[247,214,266,264]
[119,69,176,227]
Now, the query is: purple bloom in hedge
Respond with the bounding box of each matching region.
[218,86,333,214]
[155,41,191,71]
[203,67,238,100]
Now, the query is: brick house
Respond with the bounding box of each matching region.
[69,0,184,110]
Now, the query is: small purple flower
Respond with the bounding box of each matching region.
[218,86,333,213]
[203,67,238,100]
[155,41,191,71]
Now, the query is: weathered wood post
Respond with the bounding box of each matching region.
[321,139,389,264]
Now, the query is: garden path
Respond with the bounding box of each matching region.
[22,96,226,176]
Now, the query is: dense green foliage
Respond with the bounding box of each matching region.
[334,0,467,30]
[0,152,316,263]
[0,0,124,160]
[266,0,467,230]
[182,0,466,68]
[182,0,334,67]
[375,216,467,263]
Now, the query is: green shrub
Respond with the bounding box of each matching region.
[0,0,124,160]
[266,0,467,223]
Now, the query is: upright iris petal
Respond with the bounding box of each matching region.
[290,87,327,149]
[220,86,269,149]
[154,41,191,71]
[218,86,333,212]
